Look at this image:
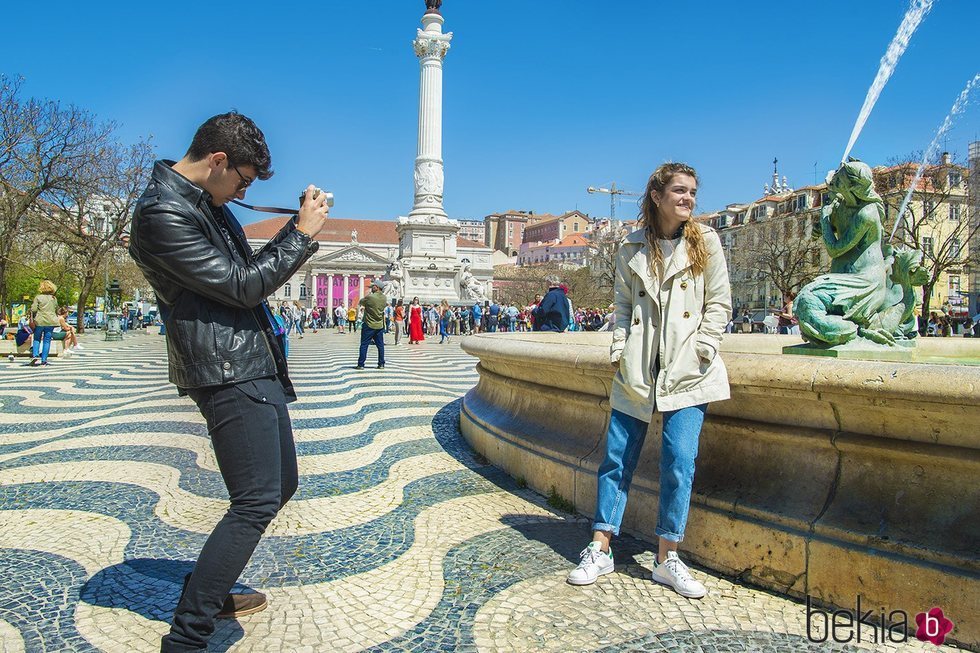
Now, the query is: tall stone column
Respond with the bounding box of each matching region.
[408,8,452,220]
[326,274,334,309]
[342,275,349,309]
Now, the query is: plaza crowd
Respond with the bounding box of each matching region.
[265,278,615,347]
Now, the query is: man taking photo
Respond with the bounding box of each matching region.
[356,281,387,369]
[129,111,329,652]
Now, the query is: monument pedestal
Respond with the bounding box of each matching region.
[397,214,462,302]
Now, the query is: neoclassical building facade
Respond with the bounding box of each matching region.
[243,216,493,309]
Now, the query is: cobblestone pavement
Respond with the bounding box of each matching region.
[0,330,964,652]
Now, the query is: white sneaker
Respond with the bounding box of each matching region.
[651,551,706,598]
[566,541,614,585]
[75,344,84,350]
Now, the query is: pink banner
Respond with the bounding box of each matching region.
[315,275,328,309]
[346,275,361,307]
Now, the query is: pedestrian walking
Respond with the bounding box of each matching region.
[292,302,305,339]
[29,280,60,366]
[356,282,387,369]
[347,305,357,333]
[471,301,482,334]
[334,305,346,333]
[393,299,405,345]
[439,299,451,344]
[128,111,329,652]
[567,162,731,600]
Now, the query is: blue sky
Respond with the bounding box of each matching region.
[2,1,978,225]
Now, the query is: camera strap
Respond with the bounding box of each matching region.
[230,199,298,215]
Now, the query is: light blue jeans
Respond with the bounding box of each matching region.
[31,326,55,363]
[592,405,706,542]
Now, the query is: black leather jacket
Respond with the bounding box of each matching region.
[129,160,318,391]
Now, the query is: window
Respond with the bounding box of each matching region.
[949,203,961,221]
[950,238,961,259]
[795,194,808,211]
[284,283,292,298]
[921,236,933,256]
[299,283,307,299]
[822,192,831,206]
[573,223,579,232]
[923,199,935,217]
[949,171,962,187]
[751,205,768,220]
[949,276,960,293]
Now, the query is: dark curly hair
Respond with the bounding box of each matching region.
[186,111,273,180]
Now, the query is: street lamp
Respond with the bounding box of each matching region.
[105,278,123,341]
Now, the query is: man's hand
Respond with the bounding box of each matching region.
[296,185,329,237]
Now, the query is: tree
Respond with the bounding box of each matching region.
[874,154,974,323]
[493,261,614,311]
[37,137,154,331]
[585,221,629,293]
[0,75,116,321]
[743,217,824,302]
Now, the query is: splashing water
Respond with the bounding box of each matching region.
[891,73,980,242]
[841,0,934,164]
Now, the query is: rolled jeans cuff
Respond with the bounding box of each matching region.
[591,521,620,536]
[655,526,684,543]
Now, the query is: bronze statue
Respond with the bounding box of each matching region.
[425,0,442,15]
[793,159,927,347]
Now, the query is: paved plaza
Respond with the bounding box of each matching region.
[0,331,964,652]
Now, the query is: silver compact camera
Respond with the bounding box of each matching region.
[299,187,334,208]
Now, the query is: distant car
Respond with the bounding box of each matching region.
[68,311,97,329]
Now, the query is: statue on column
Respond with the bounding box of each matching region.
[425,0,442,14]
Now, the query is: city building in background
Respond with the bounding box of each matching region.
[244,217,491,308]
[968,140,980,316]
[483,210,540,256]
[521,210,591,244]
[457,219,486,244]
[517,233,590,266]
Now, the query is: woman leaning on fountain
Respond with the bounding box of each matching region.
[567,162,732,598]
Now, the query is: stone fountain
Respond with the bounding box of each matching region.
[457,8,980,645]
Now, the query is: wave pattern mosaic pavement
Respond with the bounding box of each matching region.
[0,332,959,652]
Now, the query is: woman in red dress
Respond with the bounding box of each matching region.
[408,296,425,344]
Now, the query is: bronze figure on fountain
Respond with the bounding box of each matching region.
[793,159,928,348]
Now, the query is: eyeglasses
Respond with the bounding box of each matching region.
[231,164,254,192]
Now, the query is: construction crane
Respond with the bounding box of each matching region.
[587,182,641,224]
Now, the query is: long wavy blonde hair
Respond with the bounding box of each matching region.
[637,162,708,277]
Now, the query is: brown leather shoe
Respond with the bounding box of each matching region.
[216,592,268,619]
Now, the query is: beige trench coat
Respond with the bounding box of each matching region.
[609,224,732,420]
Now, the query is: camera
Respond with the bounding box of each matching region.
[299,187,334,208]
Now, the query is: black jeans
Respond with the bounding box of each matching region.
[162,382,298,652]
[357,326,385,367]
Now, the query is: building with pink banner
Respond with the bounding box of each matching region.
[244,216,491,310]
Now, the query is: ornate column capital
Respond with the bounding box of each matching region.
[414,32,452,60]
